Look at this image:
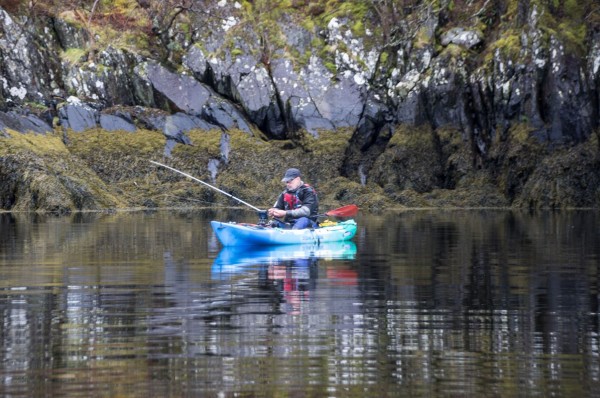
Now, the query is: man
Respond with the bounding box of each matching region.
[268,168,319,229]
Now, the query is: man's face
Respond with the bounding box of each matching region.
[285,176,302,190]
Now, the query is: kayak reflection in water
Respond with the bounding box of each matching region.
[268,168,319,229]
[211,241,357,275]
[212,242,358,314]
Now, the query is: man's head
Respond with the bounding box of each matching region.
[281,168,302,190]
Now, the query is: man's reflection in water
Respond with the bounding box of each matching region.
[214,242,358,316]
[260,257,318,314]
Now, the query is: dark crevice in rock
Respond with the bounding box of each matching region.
[265,64,291,137]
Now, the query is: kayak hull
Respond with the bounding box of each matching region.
[211,220,357,246]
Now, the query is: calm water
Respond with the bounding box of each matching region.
[0,209,599,397]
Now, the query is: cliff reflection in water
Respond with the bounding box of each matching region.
[0,210,599,396]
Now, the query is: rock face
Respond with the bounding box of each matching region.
[0,1,599,211]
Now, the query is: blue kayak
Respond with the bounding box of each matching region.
[210,219,357,246]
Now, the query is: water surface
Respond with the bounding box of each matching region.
[0,210,598,396]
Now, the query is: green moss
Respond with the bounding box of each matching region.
[123,31,150,53]
[24,101,49,111]
[225,129,269,153]
[441,43,467,59]
[324,61,337,74]
[508,123,535,145]
[557,22,587,55]
[301,18,316,31]
[388,124,434,149]
[512,137,600,208]
[532,0,588,55]
[351,20,364,36]
[489,120,549,204]
[500,0,585,42]
[0,130,68,155]
[0,130,126,212]
[110,0,138,13]
[413,26,433,49]
[427,171,509,208]
[334,1,369,21]
[67,128,165,156]
[380,51,389,64]
[369,124,443,194]
[296,130,352,155]
[484,32,521,64]
[564,0,585,19]
[310,36,324,49]
[57,11,84,28]
[436,127,464,149]
[318,177,392,212]
[61,48,87,65]
[306,2,325,17]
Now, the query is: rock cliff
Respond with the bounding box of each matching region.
[0,0,598,212]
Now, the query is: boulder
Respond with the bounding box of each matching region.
[0,111,53,136]
[58,100,98,132]
[441,28,483,49]
[99,113,136,132]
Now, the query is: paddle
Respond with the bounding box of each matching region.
[321,204,359,218]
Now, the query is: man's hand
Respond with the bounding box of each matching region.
[268,208,286,218]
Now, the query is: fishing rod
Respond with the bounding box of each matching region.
[149,160,263,212]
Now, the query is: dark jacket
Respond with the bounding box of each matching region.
[273,183,319,221]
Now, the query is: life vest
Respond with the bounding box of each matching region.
[283,184,314,210]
